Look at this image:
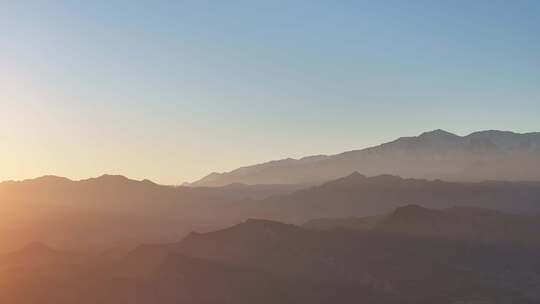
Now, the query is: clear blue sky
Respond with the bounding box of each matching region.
[1,0,539,183]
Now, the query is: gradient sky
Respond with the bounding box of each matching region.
[1,0,539,184]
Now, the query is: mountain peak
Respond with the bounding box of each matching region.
[419,129,459,138]
[467,130,516,137]
[82,174,135,185]
[190,129,540,186]
[347,171,366,178]
[324,173,408,188]
[391,204,439,218]
[209,219,301,239]
[177,219,306,253]
[333,171,367,181]
[96,174,130,181]
[26,175,72,184]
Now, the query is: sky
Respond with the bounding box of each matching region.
[1,0,539,184]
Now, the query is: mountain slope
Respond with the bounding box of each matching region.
[375,205,540,244]
[229,172,540,223]
[4,171,540,252]
[3,217,540,304]
[175,219,539,303]
[191,130,540,186]
[303,205,540,245]
[0,175,303,252]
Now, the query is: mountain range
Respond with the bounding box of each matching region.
[191,130,540,186]
[2,170,540,252]
[303,204,540,245]
[2,125,540,303]
[3,206,540,304]
[0,175,302,252]
[228,172,540,223]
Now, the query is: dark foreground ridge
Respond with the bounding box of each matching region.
[2,205,540,304]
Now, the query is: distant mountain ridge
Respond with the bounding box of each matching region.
[191,129,540,186]
[229,172,540,223]
[4,170,540,252]
[303,204,540,245]
[0,174,303,252]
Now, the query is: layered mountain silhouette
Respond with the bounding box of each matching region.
[0,174,303,216]
[375,205,540,243]
[2,129,539,303]
[191,130,540,186]
[0,175,302,252]
[3,171,540,252]
[303,205,540,245]
[4,216,540,304]
[232,172,540,223]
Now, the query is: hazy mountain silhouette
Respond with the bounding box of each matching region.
[110,246,386,304]
[2,216,540,303]
[192,130,540,186]
[6,171,540,252]
[233,172,540,223]
[303,205,540,245]
[0,232,391,304]
[0,174,303,216]
[0,175,302,252]
[376,205,540,244]
[176,219,329,279]
[3,171,540,253]
[173,219,540,303]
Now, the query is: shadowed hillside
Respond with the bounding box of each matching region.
[232,172,540,223]
[3,218,540,303]
[303,205,540,245]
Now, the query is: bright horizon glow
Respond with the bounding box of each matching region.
[1,1,539,184]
